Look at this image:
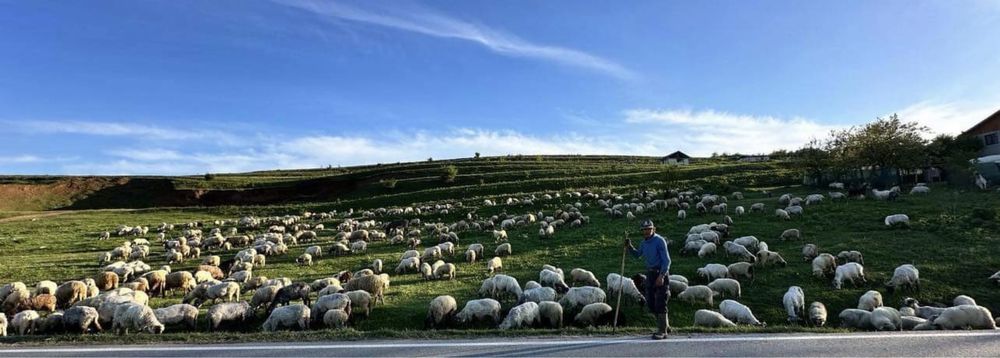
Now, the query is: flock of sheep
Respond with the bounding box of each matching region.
[1,181,998,338]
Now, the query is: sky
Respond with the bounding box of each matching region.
[1,0,999,175]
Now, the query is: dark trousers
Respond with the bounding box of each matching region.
[644,269,670,314]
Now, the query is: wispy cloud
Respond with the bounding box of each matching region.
[4,119,240,143]
[894,101,998,138]
[273,0,635,80]
[0,154,43,164]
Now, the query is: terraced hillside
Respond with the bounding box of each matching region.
[1,156,999,344]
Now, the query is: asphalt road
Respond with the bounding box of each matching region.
[3,331,998,357]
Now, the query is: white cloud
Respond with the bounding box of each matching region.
[894,101,998,138]
[273,0,634,80]
[5,120,238,142]
[0,154,42,164]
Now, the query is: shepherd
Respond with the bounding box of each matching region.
[625,219,671,339]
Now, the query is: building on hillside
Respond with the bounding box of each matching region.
[738,155,770,163]
[661,151,690,165]
[965,108,1000,157]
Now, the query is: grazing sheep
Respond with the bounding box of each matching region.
[838,309,874,330]
[886,264,920,294]
[372,259,383,274]
[421,246,442,262]
[12,310,40,335]
[884,214,910,227]
[756,250,787,267]
[750,203,765,213]
[310,293,351,323]
[677,210,687,220]
[858,290,883,311]
[953,295,977,307]
[113,303,164,335]
[468,243,485,257]
[537,301,563,328]
[323,309,350,329]
[304,245,323,258]
[931,305,996,330]
[733,236,760,252]
[524,280,542,290]
[487,257,503,274]
[811,254,837,278]
[154,304,199,329]
[263,304,310,331]
[802,244,818,261]
[836,250,864,265]
[55,281,88,309]
[808,302,827,327]
[698,243,717,258]
[833,263,866,289]
[574,302,614,327]
[677,285,715,306]
[499,302,539,329]
[606,273,645,305]
[250,285,281,311]
[559,287,607,312]
[697,264,730,281]
[719,300,765,326]
[425,295,458,329]
[570,268,600,287]
[271,283,312,310]
[780,229,801,241]
[17,294,56,313]
[774,209,790,220]
[870,307,902,331]
[493,230,508,243]
[165,271,196,296]
[395,257,421,274]
[495,243,512,257]
[296,253,313,266]
[726,262,754,281]
[901,316,927,330]
[345,290,373,318]
[540,268,570,293]
[35,281,57,295]
[734,206,745,216]
[707,279,741,299]
[904,298,948,320]
[455,298,502,325]
[344,274,388,304]
[910,185,930,194]
[465,249,477,264]
[420,263,434,280]
[63,306,102,334]
[694,309,737,328]
[350,240,367,253]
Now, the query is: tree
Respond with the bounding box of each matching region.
[925,134,983,185]
[791,138,831,185]
[825,114,928,186]
[474,152,481,159]
[441,165,458,183]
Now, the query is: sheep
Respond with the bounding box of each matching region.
[165,271,196,296]
[455,298,502,325]
[395,257,421,274]
[694,309,737,328]
[774,209,790,220]
[574,302,614,327]
[838,309,874,330]
[707,278,741,299]
[781,286,806,322]
[833,262,866,289]
[836,250,864,265]
[35,281,57,295]
[465,249,477,264]
[420,263,434,280]
[113,303,164,335]
[328,243,351,256]
[372,259,383,274]
[870,307,902,331]
[198,265,225,280]
[901,316,927,330]
[63,306,102,334]
[250,285,281,311]
[756,250,787,267]
[697,264,730,281]
[518,286,557,305]
[683,240,709,256]
[904,298,948,320]
[421,246,442,262]
[540,268,570,293]
[677,285,715,306]
[310,293,351,323]
[495,243,512,257]
[910,185,931,194]
[899,307,916,317]
[154,304,199,329]
[537,301,563,328]
[351,240,368,253]
[802,244,818,261]
[570,268,600,287]
[304,245,323,258]
[499,302,539,330]
[206,281,241,304]
[720,300,765,326]
[11,310,40,335]
[434,263,457,280]
[668,278,688,296]
[780,228,801,241]
[320,309,348,329]
[750,202,766,213]
[425,295,458,329]
[16,294,56,313]
[697,243,717,258]
[559,286,606,312]
[812,254,837,278]
[263,304,310,331]
[296,253,313,266]
[930,305,996,330]
[344,274,388,304]
[885,264,920,294]
[808,302,827,327]
[734,206,745,216]
[953,295,977,307]
[493,230,508,243]
[345,290,373,318]
[677,209,687,220]
[733,236,760,252]
[727,262,754,281]
[858,290,883,311]
[51,280,87,309]
[606,273,645,305]
[467,243,485,258]
[271,282,312,310]
[487,257,503,274]
[785,206,804,216]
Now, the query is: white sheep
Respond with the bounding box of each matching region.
[570,268,600,287]
[465,249,477,264]
[719,300,765,326]
[901,316,927,330]
[953,295,977,306]
[425,295,457,329]
[323,309,350,329]
[884,214,910,227]
[870,307,902,331]
[904,298,948,320]
[811,253,837,278]
[698,243,717,258]
[677,210,687,220]
[707,278,741,299]
[697,264,730,281]
[487,257,503,274]
[296,253,313,266]
[931,305,997,330]
[677,285,715,306]
[540,268,570,293]
[499,302,539,329]
[726,262,754,281]
[833,262,866,289]
[490,275,522,300]
[838,308,873,330]
[495,243,512,257]
[774,209,790,220]
[493,230,508,243]
[782,286,805,323]
[153,304,199,329]
[694,309,737,328]
[574,302,614,327]
[756,250,787,267]
[537,301,563,328]
[263,304,310,331]
[11,310,40,335]
[559,286,606,312]
[518,287,557,304]
[780,228,801,241]
[734,206,745,216]
[808,302,827,327]
[113,303,164,335]
[606,273,644,305]
[802,244,818,261]
[885,264,919,294]
[395,257,421,274]
[857,290,883,311]
[910,185,930,194]
[455,298,502,325]
[207,301,253,331]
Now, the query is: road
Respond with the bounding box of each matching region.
[3,331,998,357]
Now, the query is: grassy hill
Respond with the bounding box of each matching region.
[1,156,998,344]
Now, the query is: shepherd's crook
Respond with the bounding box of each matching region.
[613,230,628,332]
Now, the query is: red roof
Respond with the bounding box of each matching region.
[964,108,1000,135]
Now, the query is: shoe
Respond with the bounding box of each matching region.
[651,332,667,340]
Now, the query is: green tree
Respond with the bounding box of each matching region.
[441,165,458,183]
[925,134,983,185]
[791,138,831,185]
[826,114,928,185]
[474,152,481,159]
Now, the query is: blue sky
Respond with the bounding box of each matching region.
[2,0,999,175]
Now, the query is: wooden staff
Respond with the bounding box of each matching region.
[613,230,628,332]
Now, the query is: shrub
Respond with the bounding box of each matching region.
[441,165,458,183]
[380,178,398,189]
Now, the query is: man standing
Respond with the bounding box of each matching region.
[625,219,671,339]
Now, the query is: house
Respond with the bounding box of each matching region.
[738,155,770,163]
[964,107,1000,157]
[661,151,690,165]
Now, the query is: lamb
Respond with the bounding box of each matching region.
[836,250,864,265]
[344,274,388,304]
[838,308,874,330]
[870,307,902,331]
[310,293,351,323]
[885,264,919,294]
[540,268,570,293]
[574,302,614,327]
[395,257,421,274]
[154,304,199,329]
[930,305,996,330]
[323,309,350,329]
[208,301,253,330]
[694,309,737,328]
[812,254,837,278]
[537,301,563,328]
[707,278,741,299]
[455,298,502,325]
[857,290,883,311]
[559,286,606,312]
[833,262,866,289]
[263,304,310,331]
[677,285,715,306]
[756,250,787,267]
[808,302,827,327]
[425,295,458,329]
[113,303,164,335]
[55,280,88,308]
[250,285,281,310]
[12,310,40,335]
[780,229,801,241]
[802,244,818,261]
[495,243,512,257]
[719,300,765,326]
[697,264,730,281]
[726,262,754,281]
[570,268,600,287]
[606,273,645,305]
[499,302,539,329]
[487,257,503,274]
[782,288,806,323]
[953,295,977,306]
[63,306,102,333]
[904,298,948,320]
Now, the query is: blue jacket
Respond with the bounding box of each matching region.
[629,233,671,274]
